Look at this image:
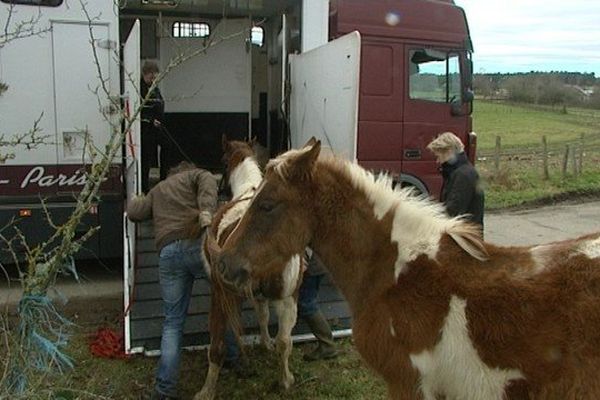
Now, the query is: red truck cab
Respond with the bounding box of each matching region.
[330,0,475,197]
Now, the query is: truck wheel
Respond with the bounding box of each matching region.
[394,177,428,197]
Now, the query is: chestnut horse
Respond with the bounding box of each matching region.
[194,137,303,400]
[215,138,600,399]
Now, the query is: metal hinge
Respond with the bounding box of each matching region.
[97,39,117,50]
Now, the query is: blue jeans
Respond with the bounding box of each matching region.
[155,238,239,397]
[298,273,323,318]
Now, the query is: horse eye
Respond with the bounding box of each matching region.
[258,200,276,212]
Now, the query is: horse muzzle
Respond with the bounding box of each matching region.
[216,251,252,290]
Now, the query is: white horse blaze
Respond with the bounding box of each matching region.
[281,254,302,297]
[409,296,523,400]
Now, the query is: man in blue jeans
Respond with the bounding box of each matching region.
[127,161,240,400]
[298,250,339,361]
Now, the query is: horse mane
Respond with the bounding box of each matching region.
[229,156,262,199]
[268,151,489,264]
[222,137,263,199]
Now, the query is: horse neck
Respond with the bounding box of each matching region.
[229,157,263,198]
[306,163,393,315]
[308,160,453,316]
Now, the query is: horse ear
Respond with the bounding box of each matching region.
[303,136,318,148]
[293,139,321,178]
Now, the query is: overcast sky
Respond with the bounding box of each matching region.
[454,0,600,76]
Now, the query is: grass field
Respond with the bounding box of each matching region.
[472,100,600,209]
[473,101,600,151]
[1,322,387,400]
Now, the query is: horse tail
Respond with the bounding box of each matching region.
[448,223,489,261]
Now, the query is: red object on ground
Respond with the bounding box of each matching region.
[89,327,130,359]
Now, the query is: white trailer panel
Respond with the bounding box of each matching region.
[289,31,361,159]
[52,21,112,163]
[159,18,251,114]
[0,1,119,167]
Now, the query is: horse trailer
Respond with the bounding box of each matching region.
[0,0,475,353]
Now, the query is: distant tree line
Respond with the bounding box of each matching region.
[473,72,600,109]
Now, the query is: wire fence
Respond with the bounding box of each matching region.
[477,132,600,179]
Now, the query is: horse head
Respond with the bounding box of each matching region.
[221,134,256,176]
[216,138,321,289]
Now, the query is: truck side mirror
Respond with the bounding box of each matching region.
[451,98,463,116]
[463,89,474,103]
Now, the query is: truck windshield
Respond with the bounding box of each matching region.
[409,49,461,103]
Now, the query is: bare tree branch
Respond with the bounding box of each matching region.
[1,3,49,48]
[0,113,52,164]
[0,6,53,163]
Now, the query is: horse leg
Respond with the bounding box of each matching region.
[383,357,424,400]
[387,383,425,400]
[273,296,297,390]
[194,286,240,400]
[253,298,274,351]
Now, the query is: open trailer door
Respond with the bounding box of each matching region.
[289,31,361,159]
[286,32,361,341]
[122,19,141,354]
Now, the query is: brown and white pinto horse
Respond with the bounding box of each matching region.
[215,138,600,399]
[194,137,304,400]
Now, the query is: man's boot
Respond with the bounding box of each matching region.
[303,310,338,361]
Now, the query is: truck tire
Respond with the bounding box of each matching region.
[396,175,429,196]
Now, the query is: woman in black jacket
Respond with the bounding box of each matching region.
[427,132,485,231]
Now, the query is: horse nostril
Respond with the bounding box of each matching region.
[216,252,250,287]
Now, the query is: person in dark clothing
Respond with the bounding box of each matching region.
[127,162,240,400]
[427,132,485,230]
[298,249,338,361]
[140,61,165,193]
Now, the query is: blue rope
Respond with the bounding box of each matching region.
[4,295,75,394]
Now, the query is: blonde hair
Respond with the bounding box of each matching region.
[427,132,464,154]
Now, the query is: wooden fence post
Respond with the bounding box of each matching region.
[562,144,569,179]
[571,145,578,177]
[494,136,501,174]
[542,136,549,180]
[579,133,585,174]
